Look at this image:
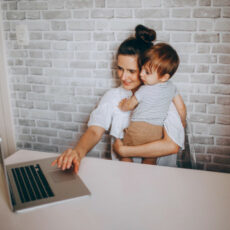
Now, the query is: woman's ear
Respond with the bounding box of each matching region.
[160,73,170,82]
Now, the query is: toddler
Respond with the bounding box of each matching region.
[119,43,183,165]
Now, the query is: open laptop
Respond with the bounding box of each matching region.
[0,138,90,213]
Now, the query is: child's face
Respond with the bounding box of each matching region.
[140,65,161,85]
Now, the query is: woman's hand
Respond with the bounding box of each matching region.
[113,139,126,157]
[51,148,81,173]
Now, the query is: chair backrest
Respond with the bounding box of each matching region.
[176,119,197,169]
[186,119,197,169]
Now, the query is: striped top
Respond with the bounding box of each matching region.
[132,81,177,126]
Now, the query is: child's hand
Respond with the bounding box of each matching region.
[119,95,138,111]
[119,98,131,111]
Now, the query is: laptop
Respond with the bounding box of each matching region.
[0,138,90,212]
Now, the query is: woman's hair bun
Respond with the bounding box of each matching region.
[135,24,156,44]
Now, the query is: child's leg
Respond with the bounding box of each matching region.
[123,122,163,165]
[142,157,157,165]
[120,157,133,162]
[124,122,163,146]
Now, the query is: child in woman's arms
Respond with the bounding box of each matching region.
[119,43,186,165]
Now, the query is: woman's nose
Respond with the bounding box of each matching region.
[121,71,128,80]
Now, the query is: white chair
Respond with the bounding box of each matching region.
[177,120,197,169]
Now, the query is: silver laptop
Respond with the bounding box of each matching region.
[0,138,90,212]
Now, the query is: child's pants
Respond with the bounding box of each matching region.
[123,121,163,146]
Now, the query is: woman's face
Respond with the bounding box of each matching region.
[117,55,141,92]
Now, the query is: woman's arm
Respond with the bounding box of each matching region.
[73,125,105,158]
[173,94,187,128]
[113,127,179,158]
[52,126,105,173]
[52,88,117,173]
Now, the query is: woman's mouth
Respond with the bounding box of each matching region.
[122,81,131,86]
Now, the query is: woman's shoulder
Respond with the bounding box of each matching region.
[105,86,131,95]
[104,87,120,96]
[100,88,119,102]
[101,86,132,103]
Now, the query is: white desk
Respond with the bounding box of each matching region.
[1,150,230,230]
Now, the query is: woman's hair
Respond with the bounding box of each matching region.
[141,43,180,79]
[117,25,156,69]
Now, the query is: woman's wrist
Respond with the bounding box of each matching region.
[119,145,130,157]
[72,148,83,161]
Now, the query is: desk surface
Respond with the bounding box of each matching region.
[1,150,230,230]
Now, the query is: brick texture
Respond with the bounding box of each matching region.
[1,0,230,174]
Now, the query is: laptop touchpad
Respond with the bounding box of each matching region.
[49,169,76,183]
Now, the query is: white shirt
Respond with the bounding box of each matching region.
[88,87,132,139]
[88,86,185,166]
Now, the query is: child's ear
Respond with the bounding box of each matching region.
[160,73,170,82]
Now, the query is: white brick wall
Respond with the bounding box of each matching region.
[1,0,230,173]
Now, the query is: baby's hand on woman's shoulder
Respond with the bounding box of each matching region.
[119,95,139,111]
[119,98,131,111]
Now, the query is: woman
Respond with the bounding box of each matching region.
[51,25,186,173]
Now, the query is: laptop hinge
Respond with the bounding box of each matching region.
[8,173,16,207]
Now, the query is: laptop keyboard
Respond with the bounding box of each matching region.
[11,164,54,203]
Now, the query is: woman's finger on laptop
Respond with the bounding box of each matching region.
[57,148,71,169]
[66,155,75,169]
[73,157,80,173]
[51,153,65,167]
[51,158,57,166]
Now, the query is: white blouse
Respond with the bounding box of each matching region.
[88,87,132,139]
[88,86,185,166]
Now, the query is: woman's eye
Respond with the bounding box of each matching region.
[129,70,136,74]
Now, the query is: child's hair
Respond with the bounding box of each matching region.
[141,43,180,78]
[117,25,156,69]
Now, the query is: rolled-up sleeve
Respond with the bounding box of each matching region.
[164,102,185,149]
[87,90,114,131]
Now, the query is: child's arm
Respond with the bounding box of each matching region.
[172,94,187,127]
[119,95,138,111]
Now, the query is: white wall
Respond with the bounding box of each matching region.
[0,10,16,156]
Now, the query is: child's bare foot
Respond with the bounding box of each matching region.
[142,158,157,165]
